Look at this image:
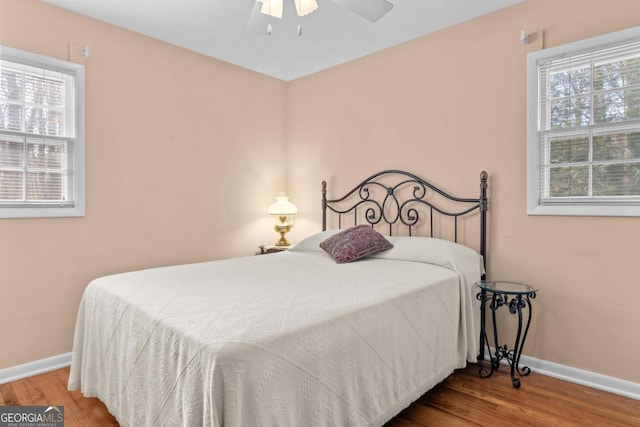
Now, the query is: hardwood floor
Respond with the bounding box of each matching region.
[1,363,638,426]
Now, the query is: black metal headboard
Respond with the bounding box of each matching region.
[321,170,488,270]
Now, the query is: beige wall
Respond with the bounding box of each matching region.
[2,0,640,386]
[0,0,287,368]
[286,0,640,383]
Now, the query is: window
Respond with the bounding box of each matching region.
[527,26,640,216]
[0,46,84,218]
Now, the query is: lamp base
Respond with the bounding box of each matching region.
[274,237,291,247]
[274,223,293,247]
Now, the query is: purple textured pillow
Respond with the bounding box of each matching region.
[319,225,393,263]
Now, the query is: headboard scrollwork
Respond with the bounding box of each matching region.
[321,170,488,269]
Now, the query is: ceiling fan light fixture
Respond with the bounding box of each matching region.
[258,0,284,19]
[249,0,392,37]
[258,0,318,19]
[295,0,319,17]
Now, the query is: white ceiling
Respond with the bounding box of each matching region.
[41,0,524,81]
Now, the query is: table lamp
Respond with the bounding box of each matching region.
[267,192,297,247]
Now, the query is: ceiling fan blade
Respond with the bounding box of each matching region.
[246,1,272,36]
[332,0,393,23]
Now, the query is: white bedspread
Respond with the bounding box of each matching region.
[69,244,482,427]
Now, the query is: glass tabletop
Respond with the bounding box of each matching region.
[476,280,538,294]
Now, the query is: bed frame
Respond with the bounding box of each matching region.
[321,169,488,266]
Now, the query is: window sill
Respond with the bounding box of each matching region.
[527,204,640,217]
[0,205,85,219]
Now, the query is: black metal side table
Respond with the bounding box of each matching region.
[476,280,538,388]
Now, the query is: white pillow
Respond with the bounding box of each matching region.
[370,236,485,274]
[289,229,342,252]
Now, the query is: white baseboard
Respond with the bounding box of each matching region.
[519,353,640,400]
[1,351,638,401]
[0,353,71,385]
[483,349,640,400]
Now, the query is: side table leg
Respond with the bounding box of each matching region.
[479,288,486,361]
[508,293,535,388]
[515,293,535,377]
[478,291,502,379]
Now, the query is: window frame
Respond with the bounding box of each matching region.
[527,26,640,217]
[0,46,85,219]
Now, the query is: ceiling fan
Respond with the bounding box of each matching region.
[247,0,394,36]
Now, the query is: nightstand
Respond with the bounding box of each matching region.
[257,245,288,255]
[476,280,538,388]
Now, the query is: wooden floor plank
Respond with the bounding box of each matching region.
[1,364,638,426]
[2,380,35,406]
[395,402,481,427]
[0,383,10,406]
[452,365,640,427]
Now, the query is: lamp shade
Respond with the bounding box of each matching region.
[268,193,298,215]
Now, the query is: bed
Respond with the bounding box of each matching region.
[68,169,489,427]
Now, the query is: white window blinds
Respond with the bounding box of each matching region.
[0,47,84,216]
[537,39,640,207]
